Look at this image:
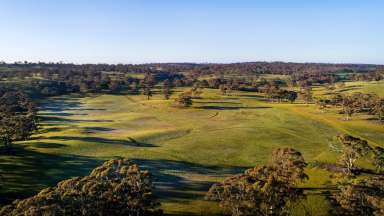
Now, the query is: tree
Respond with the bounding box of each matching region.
[300,87,312,104]
[162,79,171,100]
[332,176,384,216]
[0,91,38,152]
[219,84,227,95]
[330,93,343,107]
[286,77,295,90]
[108,80,121,93]
[174,93,192,107]
[191,82,203,98]
[130,81,140,94]
[270,148,308,182]
[337,135,371,175]
[373,98,384,122]
[316,98,329,112]
[341,96,355,121]
[143,84,153,100]
[142,73,156,100]
[288,91,298,103]
[206,148,307,216]
[265,81,279,102]
[372,147,384,173]
[0,159,162,216]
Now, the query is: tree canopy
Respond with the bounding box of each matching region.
[206,148,307,216]
[0,159,162,216]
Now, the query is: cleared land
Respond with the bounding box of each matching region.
[1,82,384,215]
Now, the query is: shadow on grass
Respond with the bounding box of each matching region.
[0,145,100,205]
[1,151,246,209]
[128,158,248,202]
[38,96,83,112]
[38,127,64,134]
[39,116,114,124]
[236,94,266,99]
[31,142,67,149]
[38,96,106,118]
[194,101,242,105]
[83,127,115,132]
[337,86,362,93]
[195,105,272,110]
[48,136,158,147]
[41,112,88,117]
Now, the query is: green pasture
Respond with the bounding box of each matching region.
[313,80,384,97]
[1,86,383,215]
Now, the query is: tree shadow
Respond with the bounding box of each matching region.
[195,106,272,110]
[337,87,362,92]
[31,142,67,149]
[0,145,100,204]
[194,101,242,105]
[41,112,88,117]
[83,127,116,133]
[38,96,106,113]
[39,116,114,125]
[38,127,64,133]
[311,161,383,176]
[128,158,248,202]
[38,97,83,112]
[48,136,158,147]
[237,94,266,99]
[1,153,247,210]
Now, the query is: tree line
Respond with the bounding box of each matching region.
[316,92,384,122]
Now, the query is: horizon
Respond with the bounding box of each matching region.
[1,0,383,64]
[1,60,383,66]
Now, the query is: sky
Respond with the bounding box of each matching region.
[0,0,383,64]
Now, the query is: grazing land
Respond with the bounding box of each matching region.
[1,82,383,215]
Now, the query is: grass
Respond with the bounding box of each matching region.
[345,80,384,97]
[1,87,383,215]
[313,80,384,98]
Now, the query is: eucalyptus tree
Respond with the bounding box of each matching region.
[206,148,307,216]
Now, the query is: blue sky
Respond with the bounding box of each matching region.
[0,0,383,64]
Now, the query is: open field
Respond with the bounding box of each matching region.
[1,87,383,215]
[313,80,384,97]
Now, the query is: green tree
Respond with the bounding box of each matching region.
[162,79,171,100]
[270,148,308,182]
[337,135,371,175]
[174,93,192,107]
[373,98,384,122]
[206,148,307,216]
[130,81,139,94]
[219,84,227,95]
[191,82,203,98]
[332,176,384,216]
[341,96,355,121]
[142,73,156,100]
[372,147,384,173]
[316,98,329,112]
[300,87,313,104]
[0,159,162,216]
[0,91,38,152]
[285,91,298,103]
